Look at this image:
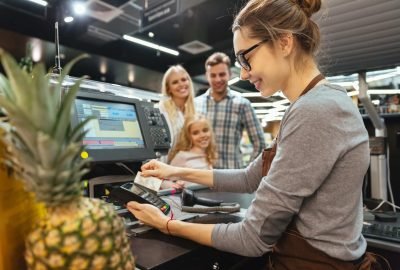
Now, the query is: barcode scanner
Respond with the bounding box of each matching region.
[181,189,223,207]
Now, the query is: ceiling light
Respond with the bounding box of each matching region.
[228,77,240,85]
[347,90,359,97]
[346,89,400,97]
[27,0,48,6]
[100,60,107,74]
[123,35,179,56]
[73,2,87,15]
[368,89,400,95]
[241,92,261,97]
[64,16,74,23]
[251,102,273,107]
[30,39,42,62]
[128,66,135,83]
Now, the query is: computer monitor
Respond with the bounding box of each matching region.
[71,90,158,164]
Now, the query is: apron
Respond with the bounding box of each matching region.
[261,74,384,270]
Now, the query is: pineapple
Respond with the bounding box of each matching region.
[0,49,135,270]
[0,125,43,270]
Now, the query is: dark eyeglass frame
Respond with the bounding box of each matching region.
[236,39,269,71]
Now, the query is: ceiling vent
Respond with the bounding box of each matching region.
[178,40,212,55]
[86,0,123,23]
[86,25,121,42]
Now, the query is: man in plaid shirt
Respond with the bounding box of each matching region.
[195,52,265,169]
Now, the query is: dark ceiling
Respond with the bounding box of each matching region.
[0,0,243,78]
[0,0,399,97]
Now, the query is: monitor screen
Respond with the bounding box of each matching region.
[71,91,157,164]
[75,99,145,149]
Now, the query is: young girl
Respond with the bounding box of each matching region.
[161,114,217,189]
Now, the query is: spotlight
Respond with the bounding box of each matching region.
[73,2,86,15]
[64,16,74,23]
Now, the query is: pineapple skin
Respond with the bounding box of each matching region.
[0,160,43,270]
[0,127,43,270]
[25,197,135,270]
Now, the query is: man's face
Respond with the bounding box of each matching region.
[206,63,231,94]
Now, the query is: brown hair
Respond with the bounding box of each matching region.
[159,65,195,121]
[205,52,231,71]
[232,0,322,56]
[168,114,217,166]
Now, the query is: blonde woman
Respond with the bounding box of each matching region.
[159,65,195,161]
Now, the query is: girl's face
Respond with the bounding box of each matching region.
[167,70,191,100]
[233,27,290,97]
[189,120,211,151]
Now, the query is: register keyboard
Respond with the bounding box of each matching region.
[362,222,400,244]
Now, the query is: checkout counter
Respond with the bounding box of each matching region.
[127,190,400,270]
[72,80,399,269]
[129,190,267,270]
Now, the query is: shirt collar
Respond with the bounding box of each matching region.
[205,87,234,100]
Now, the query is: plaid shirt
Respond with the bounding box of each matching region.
[195,88,265,169]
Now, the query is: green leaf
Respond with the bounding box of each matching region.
[31,63,54,133]
[0,50,33,117]
[59,54,89,83]
[0,95,17,115]
[67,117,94,144]
[37,131,60,169]
[52,77,84,142]
[0,73,15,102]
[52,54,89,97]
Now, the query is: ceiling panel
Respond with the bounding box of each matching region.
[0,0,399,118]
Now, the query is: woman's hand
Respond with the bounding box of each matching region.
[141,159,178,179]
[127,201,170,233]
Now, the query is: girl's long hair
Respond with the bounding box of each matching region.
[168,114,217,166]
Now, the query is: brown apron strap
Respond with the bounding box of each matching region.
[262,141,277,177]
[300,73,325,96]
[262,74,325,177]
[267,224,386,270]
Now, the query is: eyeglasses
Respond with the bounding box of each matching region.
[236,39,269,71]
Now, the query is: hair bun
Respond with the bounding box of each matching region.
[293,0,321,17]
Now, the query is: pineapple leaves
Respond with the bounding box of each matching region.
[0,73,15,102]
[0,49,34,117]
[52,54,89,97]
[31,62,55,133]
[0,49,92,207]
[67,117,94,145]
[59,54,89,85]
[37,132,60,169]
[52,76,84,142]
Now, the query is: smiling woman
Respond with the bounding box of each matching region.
[158,65,196,161]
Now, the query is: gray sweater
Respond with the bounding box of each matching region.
[211,83,369,260]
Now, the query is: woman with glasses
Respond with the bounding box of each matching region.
[128,0,380,268]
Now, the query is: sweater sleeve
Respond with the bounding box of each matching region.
[212,153,263,193]
[211,97,347,256]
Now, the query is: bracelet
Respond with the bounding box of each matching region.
[166,211,174,235]
[166,218,173,235]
